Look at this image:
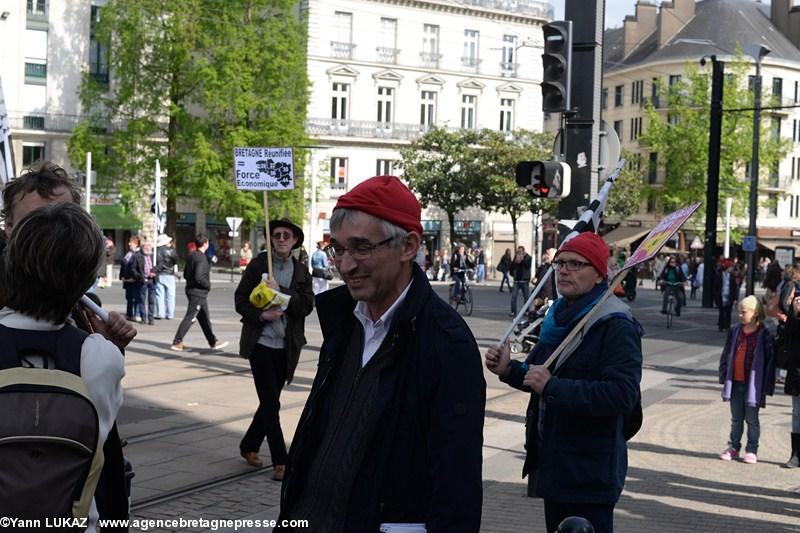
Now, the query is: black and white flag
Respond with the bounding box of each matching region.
[0,76,15,188]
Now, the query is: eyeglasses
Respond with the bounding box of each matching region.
[554,259,593,271]
[272,231,294,241]
[329,236,395,261]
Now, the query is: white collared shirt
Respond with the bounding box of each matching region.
[353,280,413,367]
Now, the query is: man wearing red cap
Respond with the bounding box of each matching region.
[278,176,485,533]
[486,231,643,533]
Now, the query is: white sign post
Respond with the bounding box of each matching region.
[226,216,243,281]
[234,148,296,278]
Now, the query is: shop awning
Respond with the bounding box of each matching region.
[91,204,141,230]
[601,226,650,248]
[758,239,800,253]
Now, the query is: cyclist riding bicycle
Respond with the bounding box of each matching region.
[450,244,474,301]
[659,255,687,316]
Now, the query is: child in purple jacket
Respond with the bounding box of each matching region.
[718,295,775,464]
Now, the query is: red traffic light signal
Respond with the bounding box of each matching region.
[515,161,571,199]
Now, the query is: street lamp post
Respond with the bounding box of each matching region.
[744,44,771,297]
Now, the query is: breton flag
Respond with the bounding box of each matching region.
[0,76,15,190]
[499,159,627,345]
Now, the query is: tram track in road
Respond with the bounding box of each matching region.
[126,388,523,511]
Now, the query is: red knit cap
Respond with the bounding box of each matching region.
[555,232,609,277]
[334,175,423,235]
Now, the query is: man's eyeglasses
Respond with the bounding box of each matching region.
[272,231,294,241]
[329,236,395,261]
[554,259,593,271]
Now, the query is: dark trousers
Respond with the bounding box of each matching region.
[240,344,288,464]
[499,272,512,291]
[125,282,144,319]
[718,303,733,331]
[141,280,156,321]
[173,293,217,345]
[544,500,614,533]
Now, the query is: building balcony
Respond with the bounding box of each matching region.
[376,47,400,64]
[420,52,441,69]
[307,117,457,141]
[6,111,162,135]
[330,41,355,60]
[24,62,47,78]
[460,0,553,18]
[499,62,518,77]
[460,57,482,73]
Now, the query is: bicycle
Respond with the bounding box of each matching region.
[662,281,681,328]
[449,268,474,316]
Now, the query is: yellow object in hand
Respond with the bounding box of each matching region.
[249,276,291,311]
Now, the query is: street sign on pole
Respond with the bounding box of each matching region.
[226,217,244,281]
[226,216,243,232]
[742,235,757,253]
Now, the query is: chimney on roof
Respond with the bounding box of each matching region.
[772,0,790,35]
[657,0,696,49]
[623,1,658,58]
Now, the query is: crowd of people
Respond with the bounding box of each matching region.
[3,162,800,533]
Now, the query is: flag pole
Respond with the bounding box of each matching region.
[153,159,161,268]
[497,159,626,346]
[263,191,273,279]
[85,152,92,215]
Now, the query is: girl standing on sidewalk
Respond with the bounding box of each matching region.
[718,295,776,464]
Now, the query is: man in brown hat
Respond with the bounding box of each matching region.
[278,176,485,533]
[234,219,314,479]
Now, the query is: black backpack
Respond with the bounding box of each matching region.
[0,324,103,523]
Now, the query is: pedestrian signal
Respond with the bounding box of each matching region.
[515,161,571,199]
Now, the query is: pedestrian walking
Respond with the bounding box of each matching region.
[532,248,557,304]
[781,290,800,468]
[141,241,157,324]
[476,247,486,283]
[235,219,314,479]
[497,248,512,292]
[485,232,643,533]
[170,234,228,352]
[100,236,115,288]
[310,240,331,295]
[438,248,449,281]
[278,175,485,532]
[155,234,179,320]
[714,259,740,332]
[510,246,532,317]
[120,236,145,322]
[718,296,775,464]
[239,241,253,271]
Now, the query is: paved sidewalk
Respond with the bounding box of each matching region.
[118,285,800,532]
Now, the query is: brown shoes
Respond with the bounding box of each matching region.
[240,450,263,468]
[272,464,286,481]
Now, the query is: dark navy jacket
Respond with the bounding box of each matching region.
[502,298,643,504]
[278,264,485,532]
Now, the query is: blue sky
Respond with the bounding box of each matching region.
[551,1,771,29]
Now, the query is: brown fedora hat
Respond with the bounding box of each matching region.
[268,218,304,249]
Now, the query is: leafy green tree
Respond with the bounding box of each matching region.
[605,150,646,220]
[639,56,791,233]
[398,127,484,244]
[475,129,556,246]
[68,0,310,236]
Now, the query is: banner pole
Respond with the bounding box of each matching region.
[263,191,273,279]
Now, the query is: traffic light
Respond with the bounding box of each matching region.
[541,20,572,113]
[516,161,571,199]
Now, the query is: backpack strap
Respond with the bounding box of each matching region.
[0,323,88,375]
